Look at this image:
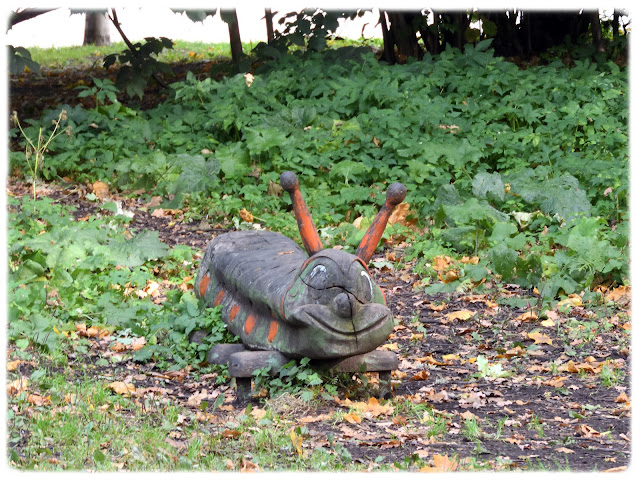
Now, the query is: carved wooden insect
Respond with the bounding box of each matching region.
[195,171,406,360]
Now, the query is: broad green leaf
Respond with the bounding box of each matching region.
[472,171,505,201]
[108,230,169,267]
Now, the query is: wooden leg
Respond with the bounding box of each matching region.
[378,371,392,399]
[235,377,252,403]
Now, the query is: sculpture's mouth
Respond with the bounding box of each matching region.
[287,303,391,338]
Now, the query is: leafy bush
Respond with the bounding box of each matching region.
[103,37,174,98]
[11,42,628,302]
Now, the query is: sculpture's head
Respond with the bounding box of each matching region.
[277,171,406,358]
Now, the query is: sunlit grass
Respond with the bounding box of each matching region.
[26,38,382,70]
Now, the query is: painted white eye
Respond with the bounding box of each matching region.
[360,271,373,301]
[308,264,328,289]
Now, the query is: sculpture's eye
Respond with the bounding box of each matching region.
[308,264,328,290]
[359,271,373,302]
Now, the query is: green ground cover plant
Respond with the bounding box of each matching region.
[11,41,628,306]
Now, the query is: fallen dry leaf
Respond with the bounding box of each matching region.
[555,447,575,454]
[7,377,28,396]
[341,397,394,418]
[380,342,399,351]
[250,408,267,420]
[428,302,447,312]
[544,376,568,388]
[27,393,51,406]
[614,392,630,405]
[515,311,538,322]
[410,370,430,381]
[240,458,259,472]
[556,293,582,309]
[7,360,22,371]
[343,412,362,424]
[605,285,630,304]
[239,208,254,223]
[446,310,475,322]
[431,255,452,272]
[420,454,459,472]
[108,381,136,397]
[388,202,415,227]
[289,428,304,456]
[575,424,600,438]
[187,388,209,407]
[441,269,459,283]
[603,466,627,472]
[298,414,331,423]
[460,410,478,421]
[92,181,109,199]
[527,331,553,345]
[545,310,560,321]
[131,337,146,351]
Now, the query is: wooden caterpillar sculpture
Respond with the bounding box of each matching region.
[195,171,407,360]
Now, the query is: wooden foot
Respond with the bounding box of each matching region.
[207,344,246,365]
[378,371,392,399]
[235,377,252,403]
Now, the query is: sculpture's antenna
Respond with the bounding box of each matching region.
[280,171,323,256]
[356,183,407,263]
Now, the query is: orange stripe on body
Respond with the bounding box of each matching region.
[199,273,210,297]
[380,287,387,306]
[244,313,257,335]
[214,290,225,306]
[267,321,278,343]
[229,304,240,322]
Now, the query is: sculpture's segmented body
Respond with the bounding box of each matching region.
[195,172,406,360]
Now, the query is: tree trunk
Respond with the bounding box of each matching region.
[612,10,620,38]
[265,8,274,44]
[222,9,243,62]
[379,10,396,63]
[483,10,522,57]
[585,10,605,52]
[437,12,470,50]
[379,10,423,62]
[387,11,422,59]
[417,10,439,55]
[83,11,111,46]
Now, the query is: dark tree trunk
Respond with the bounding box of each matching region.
[483,10,523,57]
[379,10,396,63]
[417,10,439,55]
[83,11,110,46]
[387,11,422,59]
[379,10,423,62]
[437,11,470,50]
[519,11,589,55]
[265,8,274,44]
[585,10,605,52]
[222,9,243,62]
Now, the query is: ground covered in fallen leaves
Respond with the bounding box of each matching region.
[6,181,631,472]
